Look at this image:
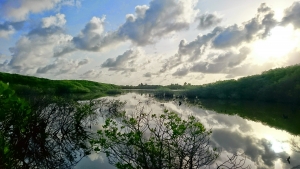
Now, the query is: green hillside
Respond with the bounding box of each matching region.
[0,72,120,97]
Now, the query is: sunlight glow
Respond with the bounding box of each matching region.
[265,135,290,153]
[251,25,300,63]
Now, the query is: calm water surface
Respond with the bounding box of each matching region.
[75,93,300,169]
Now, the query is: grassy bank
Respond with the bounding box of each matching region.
[0,72,121,99]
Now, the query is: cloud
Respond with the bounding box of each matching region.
[190,47,250,74]
[36,58,88,75]
[70,0,198,52]
[0,21,25,38]
[8,14,73,74]
[257,3,272,13]
[159,3,277,76]
[42,13,66,28]
[211,128,288,169]
[172,67,189,76]
[213,47,250,67]
[196,13,222,30]
[207,114,253,133]
[226,61,275,77]
[284,48,300,66]
[212,3,277,48]
[178,27,223,61]
[159,26,223,74]
[73,16,113,51]
[101,49,140,75]
[281,2,300,28]
[102,49,138,68]
[75,153,116,169]
[160,53,183,74]
[80,69,102,79]
[143,72,152,77]
[117,0,197,45]
[0,0,80,21]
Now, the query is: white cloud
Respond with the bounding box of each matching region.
[0,26,14,38]
[73,16,108,51]
[172,67,189,77]
[42,13,66,28]
[70,0,199,52]
[0,0,60,21]
[36,58,88,75]
[117,0,198,45]
[281,2,300,28]
[0,0,81,21]
[143,72,152,77]
[80,69,102,79]
[196,13,222,30]
[8,14,73,74]
[0,21,24,38]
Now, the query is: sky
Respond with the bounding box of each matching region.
[1,0,300,85]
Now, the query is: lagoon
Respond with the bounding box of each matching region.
[76,92,300,169]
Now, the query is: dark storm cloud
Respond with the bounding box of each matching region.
[281,2,300,28]
[196,13,222,30]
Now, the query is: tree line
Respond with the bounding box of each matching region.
[184,64,300,103]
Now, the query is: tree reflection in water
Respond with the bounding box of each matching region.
[0,87,124,169]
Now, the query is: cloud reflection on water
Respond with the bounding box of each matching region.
[75,92,300,169]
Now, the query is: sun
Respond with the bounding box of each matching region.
[251,25,300,63]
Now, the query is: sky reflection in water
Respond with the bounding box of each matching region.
[75,93,300,169]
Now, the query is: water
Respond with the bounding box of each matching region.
[75,92,300,169]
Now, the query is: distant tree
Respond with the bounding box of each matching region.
[184,82,187,86]
[91,107,251,169]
